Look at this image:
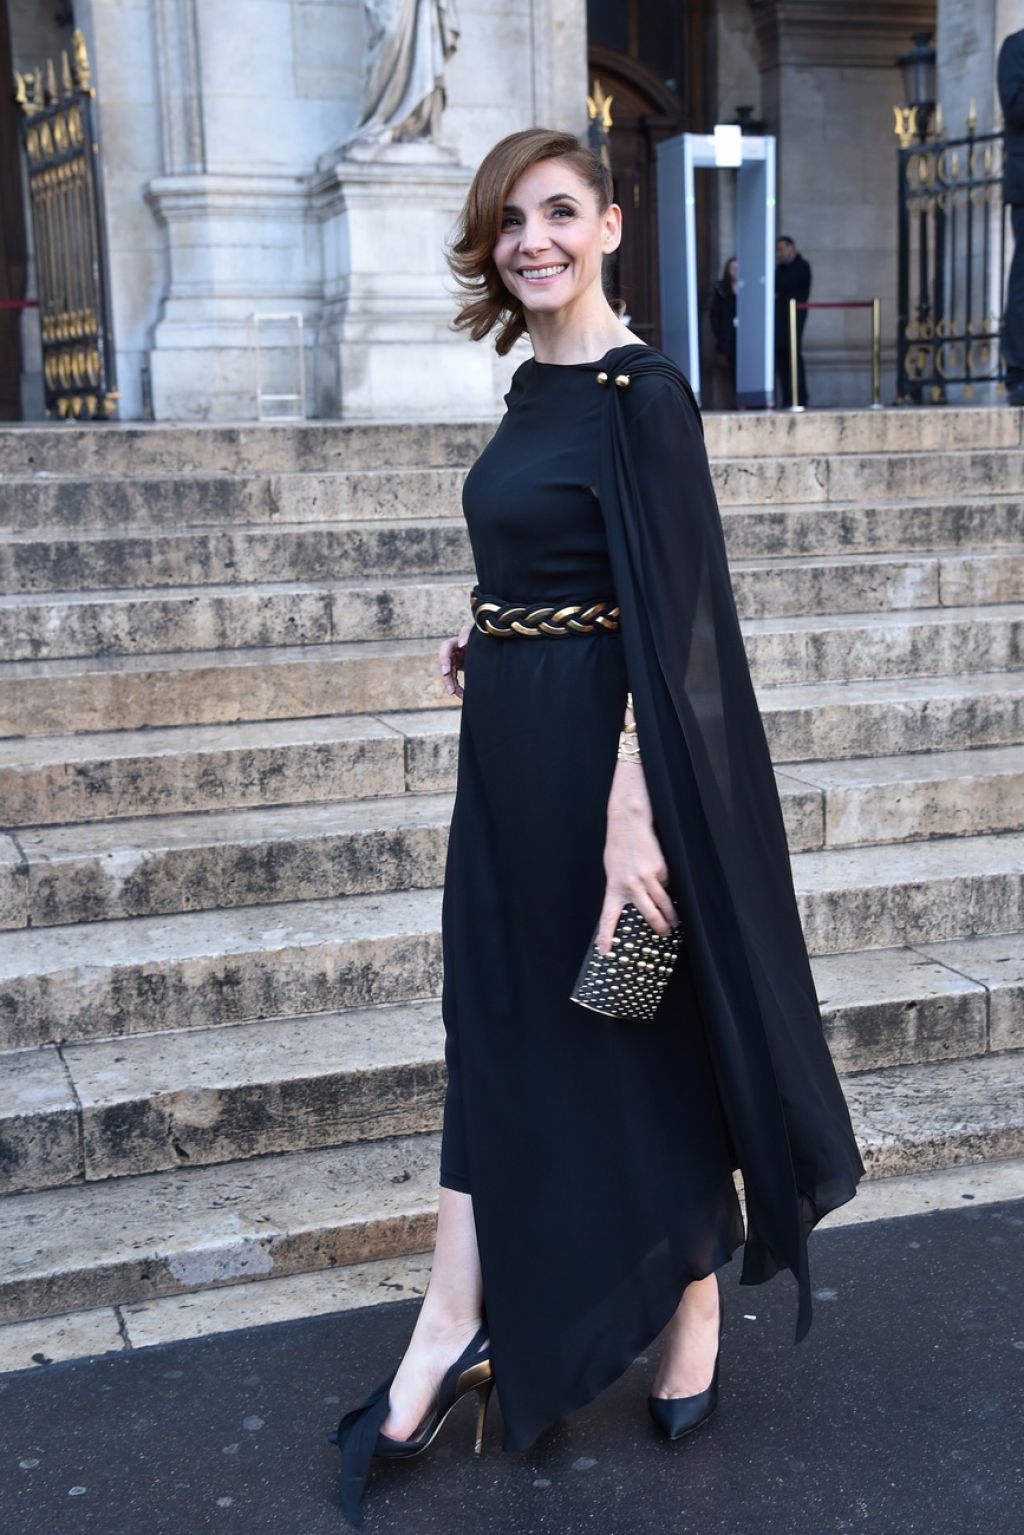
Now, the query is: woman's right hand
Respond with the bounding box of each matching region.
[439,621,473,698]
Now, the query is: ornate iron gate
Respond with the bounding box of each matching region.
[12,29,118,419]
[897,129,1008,403]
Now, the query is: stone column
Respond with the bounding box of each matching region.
[749,0,935,406]
[937,0,1024,139]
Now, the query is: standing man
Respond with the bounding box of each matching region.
[775,235,812,407]
[999,27,1024,406]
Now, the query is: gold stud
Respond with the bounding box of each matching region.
[614,373,631,388]
[596,371,609,385]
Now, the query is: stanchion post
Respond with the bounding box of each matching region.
[870,297,883,408]
[788,298,804,412]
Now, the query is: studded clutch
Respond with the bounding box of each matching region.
[570,902,683,1021]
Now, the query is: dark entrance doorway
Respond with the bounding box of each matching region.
[0,0,28,419]
[587,0,706,346]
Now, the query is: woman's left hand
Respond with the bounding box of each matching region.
[596,761,677,954]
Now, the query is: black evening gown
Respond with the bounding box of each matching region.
[439,342,864,1455]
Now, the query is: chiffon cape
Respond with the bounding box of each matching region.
[594,344,865,1344]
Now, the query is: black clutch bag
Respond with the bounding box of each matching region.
[570,902,683,1021]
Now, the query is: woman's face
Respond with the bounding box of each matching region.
[492,158,620,316]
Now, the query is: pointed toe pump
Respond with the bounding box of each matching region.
[647,1289,724,1442]
[327,1321,493,1528]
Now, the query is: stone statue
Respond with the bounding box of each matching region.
[347,0,460,151]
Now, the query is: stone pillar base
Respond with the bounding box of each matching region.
[311,147,519,419]
[145,173,317,422]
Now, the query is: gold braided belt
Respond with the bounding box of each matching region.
[470,586,620,638]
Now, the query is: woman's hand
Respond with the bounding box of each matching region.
[596,761,677,953]
[439,621,473,698]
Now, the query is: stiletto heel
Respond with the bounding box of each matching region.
[647,1287,724,1442]
[327,1321,493,1527]
[473,1374,495,1455]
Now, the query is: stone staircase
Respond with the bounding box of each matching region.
[2,407,1023,1346]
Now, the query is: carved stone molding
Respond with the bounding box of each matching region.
[152,0,205,175]
[749,0,937,72]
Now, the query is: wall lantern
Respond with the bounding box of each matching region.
[894,32,936,145]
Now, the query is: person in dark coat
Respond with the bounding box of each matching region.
[709,256,738,402]
[775,235,811,407]
[999,27,1024,405]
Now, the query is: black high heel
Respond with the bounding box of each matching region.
[647,1285,724,1441]
[326,1321,493,1527]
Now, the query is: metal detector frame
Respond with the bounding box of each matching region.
[656,132,777,407]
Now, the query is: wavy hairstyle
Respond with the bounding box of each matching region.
[446,128,623,356]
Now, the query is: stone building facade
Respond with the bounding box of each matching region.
[1,0,1021,421]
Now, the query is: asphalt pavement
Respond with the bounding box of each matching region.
[2,1196,1022,1535]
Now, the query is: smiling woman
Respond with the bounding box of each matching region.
[328,127,864,1528]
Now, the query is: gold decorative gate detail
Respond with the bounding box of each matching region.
[13,30,118,419]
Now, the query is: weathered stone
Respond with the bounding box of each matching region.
[0,407,1014,480]
[760,671,1024,763]
[0,835,27,931]
[65,1000,446,1179]
[0,520,473,596]
[913,932,1024,1053]
[812,946,987,1073]
[793,832,1024,954]
[790,743,1024,846]
[19,793,453,924]
[121,1252,432,1349]
[377,709,462,792]
[844,1053,1024,1178]
[743,603,1024,688]
[0,1045,81,1194]
[0,887,444,1050]
[0,1304,124,1372]
[0,1133,441,1322]
[0,716,408,828]
[0,639,458,737]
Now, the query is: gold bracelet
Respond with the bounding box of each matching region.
[618,689,641,762]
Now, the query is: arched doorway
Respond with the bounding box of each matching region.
[587,1,706,346]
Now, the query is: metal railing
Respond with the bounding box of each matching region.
[12,29,118,420]
[896,129,1007,402]
[785,298,883,412]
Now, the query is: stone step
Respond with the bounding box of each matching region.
[4,832,1023,1048]
[758,670,1024,762]
[794,830,1024,954]
[6,499,1024,599]
[741,602,1024,688]
[2,449,1022,534]
[0,999,447,1194]
[9,745,1024,928]
[0,468,468,534]
[3,673,1024,829]
[0,886,446,1051]
[12,793,453,927]
[2,1045,1021,1322]
[7,550,1024,660]
[0,420,497,478]
[0,518,473,596]
[780,743,1024,849]
[4,934,1021,1195]
[0,1131,442,1323]
[0,711,458,828]
[0,638,456,737]
[2,605,1022,737]
[0,407,1018,478]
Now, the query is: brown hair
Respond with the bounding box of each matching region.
[446,128,622,356]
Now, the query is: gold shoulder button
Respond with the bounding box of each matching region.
[596,371,609,385]
[614,373,631,388]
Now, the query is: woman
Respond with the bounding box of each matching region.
[330,128,865,1525]
[709,256,738,401]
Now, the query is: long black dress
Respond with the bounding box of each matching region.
[439,341,864,1454]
